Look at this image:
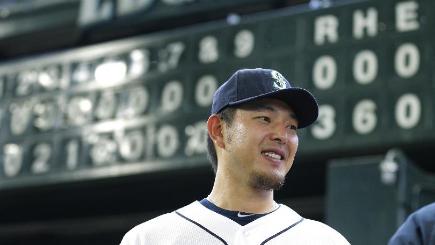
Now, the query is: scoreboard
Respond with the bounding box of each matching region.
[0,0,433,189]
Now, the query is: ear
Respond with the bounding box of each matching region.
[207,114,225,149]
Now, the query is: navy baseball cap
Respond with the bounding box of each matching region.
[211,68,318,128]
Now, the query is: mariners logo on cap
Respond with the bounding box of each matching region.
[271,70,287,90]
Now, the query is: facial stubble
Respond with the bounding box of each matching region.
[250,169,286,191]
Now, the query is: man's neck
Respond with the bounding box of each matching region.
[207,173,276,214]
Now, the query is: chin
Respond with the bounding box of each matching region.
[250,170,286,191]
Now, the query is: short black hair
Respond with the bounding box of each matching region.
[206,107,236,173]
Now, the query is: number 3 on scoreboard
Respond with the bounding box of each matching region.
[311,104,336,140]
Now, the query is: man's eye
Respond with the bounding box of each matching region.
[257,116,270,123]
[288,125,297,131]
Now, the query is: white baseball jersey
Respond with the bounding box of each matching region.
[120,201,349,245]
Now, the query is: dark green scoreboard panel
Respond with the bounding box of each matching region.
[0,0,433,189]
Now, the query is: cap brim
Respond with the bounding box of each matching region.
[228,88,318,128]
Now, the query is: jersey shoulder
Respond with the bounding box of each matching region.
[120,212,175,245]
[298,218,350,244]
[278,204,349,244]
[119,201,215,245]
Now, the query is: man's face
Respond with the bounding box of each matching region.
[221,98,299,191]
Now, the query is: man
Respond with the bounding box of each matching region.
[388,202,435,245]
[120,68,349,244]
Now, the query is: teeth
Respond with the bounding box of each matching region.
[264,152,282,160]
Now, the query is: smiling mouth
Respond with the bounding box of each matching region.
[262,151,283,161]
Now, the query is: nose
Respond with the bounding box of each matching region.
[273,136,285,145]
[271,124,288,145]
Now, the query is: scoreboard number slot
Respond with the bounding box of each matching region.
[234,29,255,58]
[311,104,336,140]
[198,36,219,64]
[395,93,421,129]
[66,139,80,170]
[31,143,51,174]
[352,99,377,135]
[3,144,23,178]
[195,75,217,107]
